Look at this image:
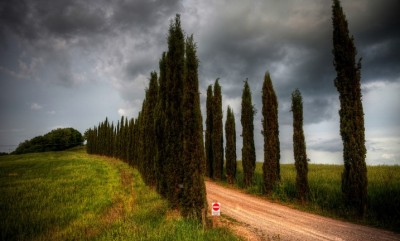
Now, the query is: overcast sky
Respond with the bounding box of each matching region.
[1,0,399,165]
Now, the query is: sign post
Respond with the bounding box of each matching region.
[211,201,220,227]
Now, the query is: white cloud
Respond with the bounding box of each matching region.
[382,153,395,160]
[30,103,43,110]
[118,107,134,118]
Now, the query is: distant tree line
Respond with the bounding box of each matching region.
[13,128,83,154]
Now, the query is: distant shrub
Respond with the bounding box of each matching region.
[13,128,83,154]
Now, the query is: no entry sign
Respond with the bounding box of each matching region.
[212,202,220,216]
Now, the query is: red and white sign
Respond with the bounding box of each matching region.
[212,202,220,216]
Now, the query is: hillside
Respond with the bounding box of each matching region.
[0,148,238,241]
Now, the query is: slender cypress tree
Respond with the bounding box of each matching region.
[116,120,121,158]
[291,89,309,202]
[241,80,256,187]
[181,35,207,223]
[261,72,280,193]
[164,14,185,208]
[212,79,223,180]
[143,72,159,186]
[205,85,214,178]
[155,52,168,197]
[137,103,145,175]
[332,0,367,216]
[225,106,237,184]
[122,116,129,162]
[132,116,140,167]
[127,118,135,165]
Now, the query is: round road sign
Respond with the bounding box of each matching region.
[212,202,220,211]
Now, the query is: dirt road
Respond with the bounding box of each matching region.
[206,181,400,241]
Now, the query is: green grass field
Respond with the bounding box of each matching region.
[0,148,240,241]
[230,161,400,232]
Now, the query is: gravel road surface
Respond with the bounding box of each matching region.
[206,181,400,241]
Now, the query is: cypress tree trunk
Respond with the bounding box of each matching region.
[212,79,224,180]
[241,80,256,187]
[205,85,214,178]
[291,89,309,202]
[225,106,237,184]
[262,72,280,193]
[165,15,185,208]
[332,0,367,217]
[181,35,207,223]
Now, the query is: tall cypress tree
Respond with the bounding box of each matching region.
[164,14,185,208]
[137,102,146,175]
[205,85,214,178]
[143,71,159,186]
[155,52,168,197]
[241,80,256,187]
[262,72,280,193]
[212,79,223,180]
[332,0,367,216]
[291,89,309,202]
[181,35,207,223]
[225,106,237,184]
[123,116,129,162]
[127,118,135,165]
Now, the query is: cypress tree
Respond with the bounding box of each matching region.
[205,85,214,178]
[116,120,121,158]
[181,35,207,223]
[136,106,145,175]
[291,89,309,202]
[164,14,185,208]
[124,116,129,161]
[212,79,223,180]
[332,0,367,216]
[122,116,129,162]
[132,115,140,167]
[241,80,256,187]
[119,119,124,158]
[225,106,237,184]
[110,122,115,157]
[155,52,168,196]
[261,72,280,193]
[143,72,159,186]
[127,118,135,166]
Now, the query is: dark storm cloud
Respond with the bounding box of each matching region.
[192,0,336,127]
[36,0,110,38]
[1,0,399,163]
[0,0,110,42]
[309,138,343,153]
[191,0,399,127]
[112,0,181,33]
[0,0,37,41]
[348,0,400,82]
[0,0,181,89]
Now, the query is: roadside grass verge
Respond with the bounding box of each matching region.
[0,148,240,241]
[225,162,400,232]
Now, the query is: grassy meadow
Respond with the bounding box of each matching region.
[0,148,240,241]
[229,161,400,231]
